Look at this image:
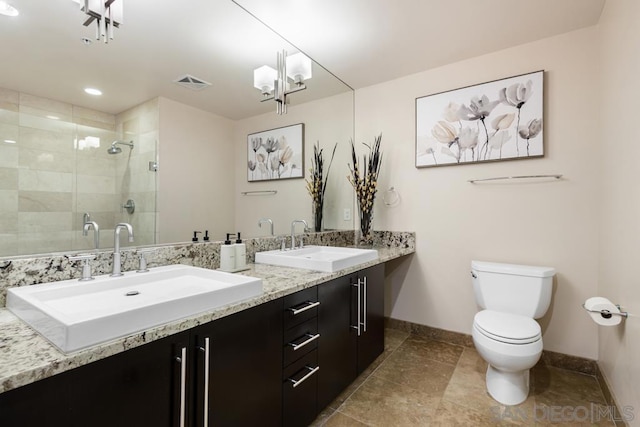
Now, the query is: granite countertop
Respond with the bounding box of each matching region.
[0,245,413,394]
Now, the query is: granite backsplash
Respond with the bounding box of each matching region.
[0,230,415,307]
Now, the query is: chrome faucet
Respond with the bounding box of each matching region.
[290,220,308,250]
[111,223,134,277]
[258,218,274,236]
[82,212,100,250]
[83,221,100,250]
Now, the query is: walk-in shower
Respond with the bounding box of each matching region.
[107,140,134,154]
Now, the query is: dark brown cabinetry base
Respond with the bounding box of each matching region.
[0,330,191,427]
[0,264,385,427]
[318,263,385,410]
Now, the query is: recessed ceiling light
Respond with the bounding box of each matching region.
[84,87,103,96]
[4,139,17,144]
[0,1,19,17]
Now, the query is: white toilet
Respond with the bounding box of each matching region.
[471,260,555,405]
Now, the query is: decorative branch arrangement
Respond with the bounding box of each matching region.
[348,134,383,245]
[306,141,337,232]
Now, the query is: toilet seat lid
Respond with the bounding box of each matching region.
[474,310,541,344]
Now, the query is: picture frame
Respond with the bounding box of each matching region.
[416,70,544,168]
[247,123,305,182]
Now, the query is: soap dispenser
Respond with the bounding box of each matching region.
[235,232,246,270]
[220,233,236,272]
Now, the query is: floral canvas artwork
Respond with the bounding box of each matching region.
[416,71,544,168]
[247,123,304,181]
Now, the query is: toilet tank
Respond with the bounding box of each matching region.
[471,260,555,318]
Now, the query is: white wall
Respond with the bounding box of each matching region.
[234,91,354,237]
[157,97,236,244]
[355,28,601,359]
[598,0,640,420]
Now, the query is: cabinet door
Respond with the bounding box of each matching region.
[68,331,190,427]
[0,331,195,427]
[317,274,358,410]
[193,299,283,427]
[0,367,73,427]
[357,263,385,374]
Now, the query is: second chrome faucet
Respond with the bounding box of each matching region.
[111,223,134,277]
[290,219,308,250]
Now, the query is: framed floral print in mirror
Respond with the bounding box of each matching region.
[247,123,305,181]
[416,70,543,168]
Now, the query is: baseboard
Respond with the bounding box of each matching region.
[386,317,598,375]
[595,363,629,427]
[385,317,474,347]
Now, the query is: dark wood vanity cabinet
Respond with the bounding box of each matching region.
[317,263,385,410]
[281,286,321,427]
[0,300,283,427]
[0,263,385,427]
[0,329,191,427]
[193,298,283,427]
[355,263,385,373]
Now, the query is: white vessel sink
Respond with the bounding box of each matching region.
[255,245,378,272]
[6,265,262,353]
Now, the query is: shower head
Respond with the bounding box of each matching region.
[107,140,134,155]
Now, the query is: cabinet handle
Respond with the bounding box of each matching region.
[198,338,211,427]
[288,333,320,351]
[288,300,320,315]
[351,280,361,336]
[175,347,187,427]
[362,276,368,332]
[288,365,320,388]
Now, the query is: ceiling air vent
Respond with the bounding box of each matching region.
[173,74,212,91]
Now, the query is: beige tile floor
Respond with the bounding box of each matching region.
[311,329,619,426]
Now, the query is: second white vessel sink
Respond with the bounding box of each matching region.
[255,245,378,272]
[6,264,262,353]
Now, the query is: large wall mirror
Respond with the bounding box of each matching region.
[0,0,354,258]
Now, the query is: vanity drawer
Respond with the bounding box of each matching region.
[283,287,319,329]
[283,349,319,427]
[283,317,319,366]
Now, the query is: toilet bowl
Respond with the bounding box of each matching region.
[472,310,542,405]
[470,261,555,406]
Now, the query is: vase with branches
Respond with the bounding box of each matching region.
[348,134,383,246]
[306,141,337,232]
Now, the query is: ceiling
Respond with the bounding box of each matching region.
[0,0,605,120]
[235,0,606,89]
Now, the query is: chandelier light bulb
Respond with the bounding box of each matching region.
[286,52,312,85]
[253,65,277,95]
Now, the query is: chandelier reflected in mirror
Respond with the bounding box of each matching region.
[254,50,312,115]
[72,0,123,44]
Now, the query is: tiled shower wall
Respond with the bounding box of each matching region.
[0,87,157,257]
[115,98,159,250]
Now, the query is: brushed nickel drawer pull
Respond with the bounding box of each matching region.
[176,347,187,427]
[288,300,320,315]
[352,280,361,336]
[288,365,320,388]
[288,333,320,351]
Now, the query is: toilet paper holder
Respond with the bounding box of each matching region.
[581,303,628,319]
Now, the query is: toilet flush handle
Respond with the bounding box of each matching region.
[471,271,477,279]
